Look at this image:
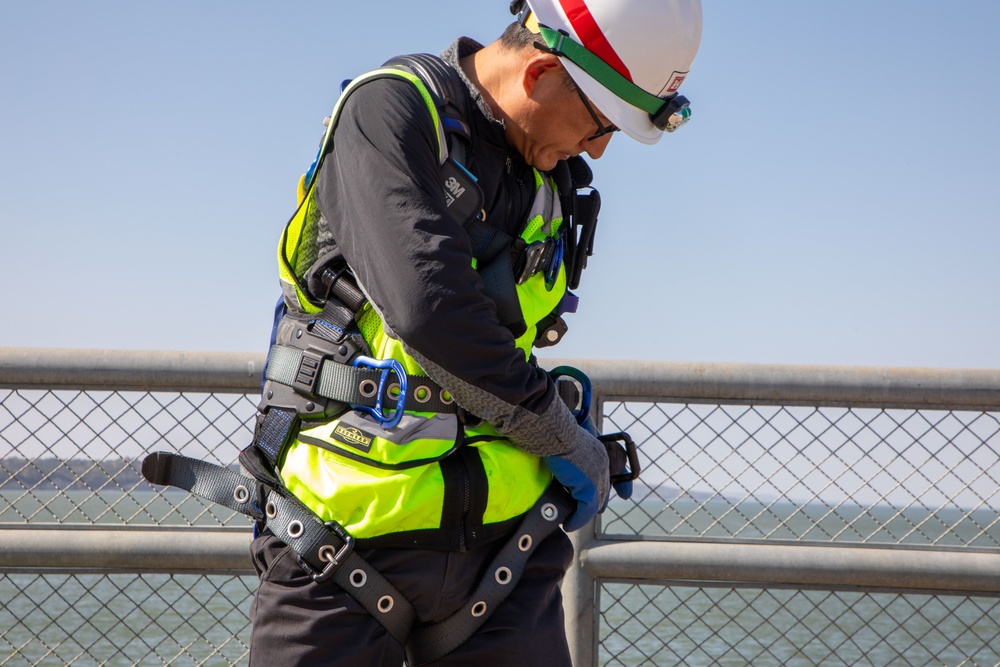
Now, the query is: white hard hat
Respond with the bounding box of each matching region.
[516,0,703,145]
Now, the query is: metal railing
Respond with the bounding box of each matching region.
[2,348,999,666]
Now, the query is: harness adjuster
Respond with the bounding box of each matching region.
[515,238,556,285]
[293,347,327,395]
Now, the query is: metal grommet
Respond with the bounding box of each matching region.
[350,569,367,588]
[518,534,533,552]
[471,601,488,617]
[541,503,559,522]
[287,520,304,539]
[265,501,277,519]
[359,379,379,398]
[377,596,394,613]
[386,383,400,399]
[495,567,512,585]
[233,485,249,504]
[439,389,454,405]
[318,545,336,563]
[414,385,431,404]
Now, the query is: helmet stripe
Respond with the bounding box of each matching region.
[558,0,633,82]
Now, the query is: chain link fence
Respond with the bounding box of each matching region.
[596,400,1000,667]
[2,350,999,666]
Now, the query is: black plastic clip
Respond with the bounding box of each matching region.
[599,432,641,484]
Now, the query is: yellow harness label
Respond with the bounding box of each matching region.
[332,424,374,453]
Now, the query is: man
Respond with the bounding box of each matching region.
[248,1,702,664]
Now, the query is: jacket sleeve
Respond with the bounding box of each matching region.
[314,76,607,473]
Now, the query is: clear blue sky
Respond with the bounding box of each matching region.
[2,1,998,369]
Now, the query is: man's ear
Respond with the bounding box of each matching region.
[522,53,564,99]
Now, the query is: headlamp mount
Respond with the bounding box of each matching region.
[651,94,691,133]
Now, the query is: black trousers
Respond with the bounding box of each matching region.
[247,527,575,666]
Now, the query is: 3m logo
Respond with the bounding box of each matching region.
[333,424,374,452]
[443,176,466,208]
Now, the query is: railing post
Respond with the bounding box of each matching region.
[562,392,604,666]
[563,525,597,667]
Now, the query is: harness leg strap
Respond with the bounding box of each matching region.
[403,484,574,666]
[141,451,573,662]
[141,452,416,646]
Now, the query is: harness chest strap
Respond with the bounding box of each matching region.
[140,450,573,665]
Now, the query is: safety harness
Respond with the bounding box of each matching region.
[141,53,604,665]
[142,448,573,665]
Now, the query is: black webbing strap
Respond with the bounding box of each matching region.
[404,484,573,666]
[141,451,263,520]
[141,451,416,645]
[141,450,573,664]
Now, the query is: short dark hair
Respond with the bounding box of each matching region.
[499,21,537,50]
[499,20,577,93]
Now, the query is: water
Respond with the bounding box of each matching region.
[2,492,998,666]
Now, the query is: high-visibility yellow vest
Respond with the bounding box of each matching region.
[274,67,566,546]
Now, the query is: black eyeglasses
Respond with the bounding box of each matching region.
[573,86,619,142]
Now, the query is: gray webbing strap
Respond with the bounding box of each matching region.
[142,451,573,664]
[141,452,415,645]
[265,345,458,414]
[404,485,573,666]
[141,451,262,519]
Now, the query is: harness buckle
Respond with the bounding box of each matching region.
[292,347,328,395]
[309,521,354,584]
[299,521,356,583]
[515,238,555,285]
[352,356,408,429]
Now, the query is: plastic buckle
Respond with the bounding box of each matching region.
[292,347,327,395]
[516,239,555,285]
[544,235,564,291]
[599,432,641,484]
[352,355,408,429]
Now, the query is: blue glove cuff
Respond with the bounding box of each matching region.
[543,455,601,532]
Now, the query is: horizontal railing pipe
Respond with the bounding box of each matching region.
[0,527,254,574]
[582,539,1000,595]
[0,347,264,393]
[547,359,1000,410]
[4,348,999,410]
